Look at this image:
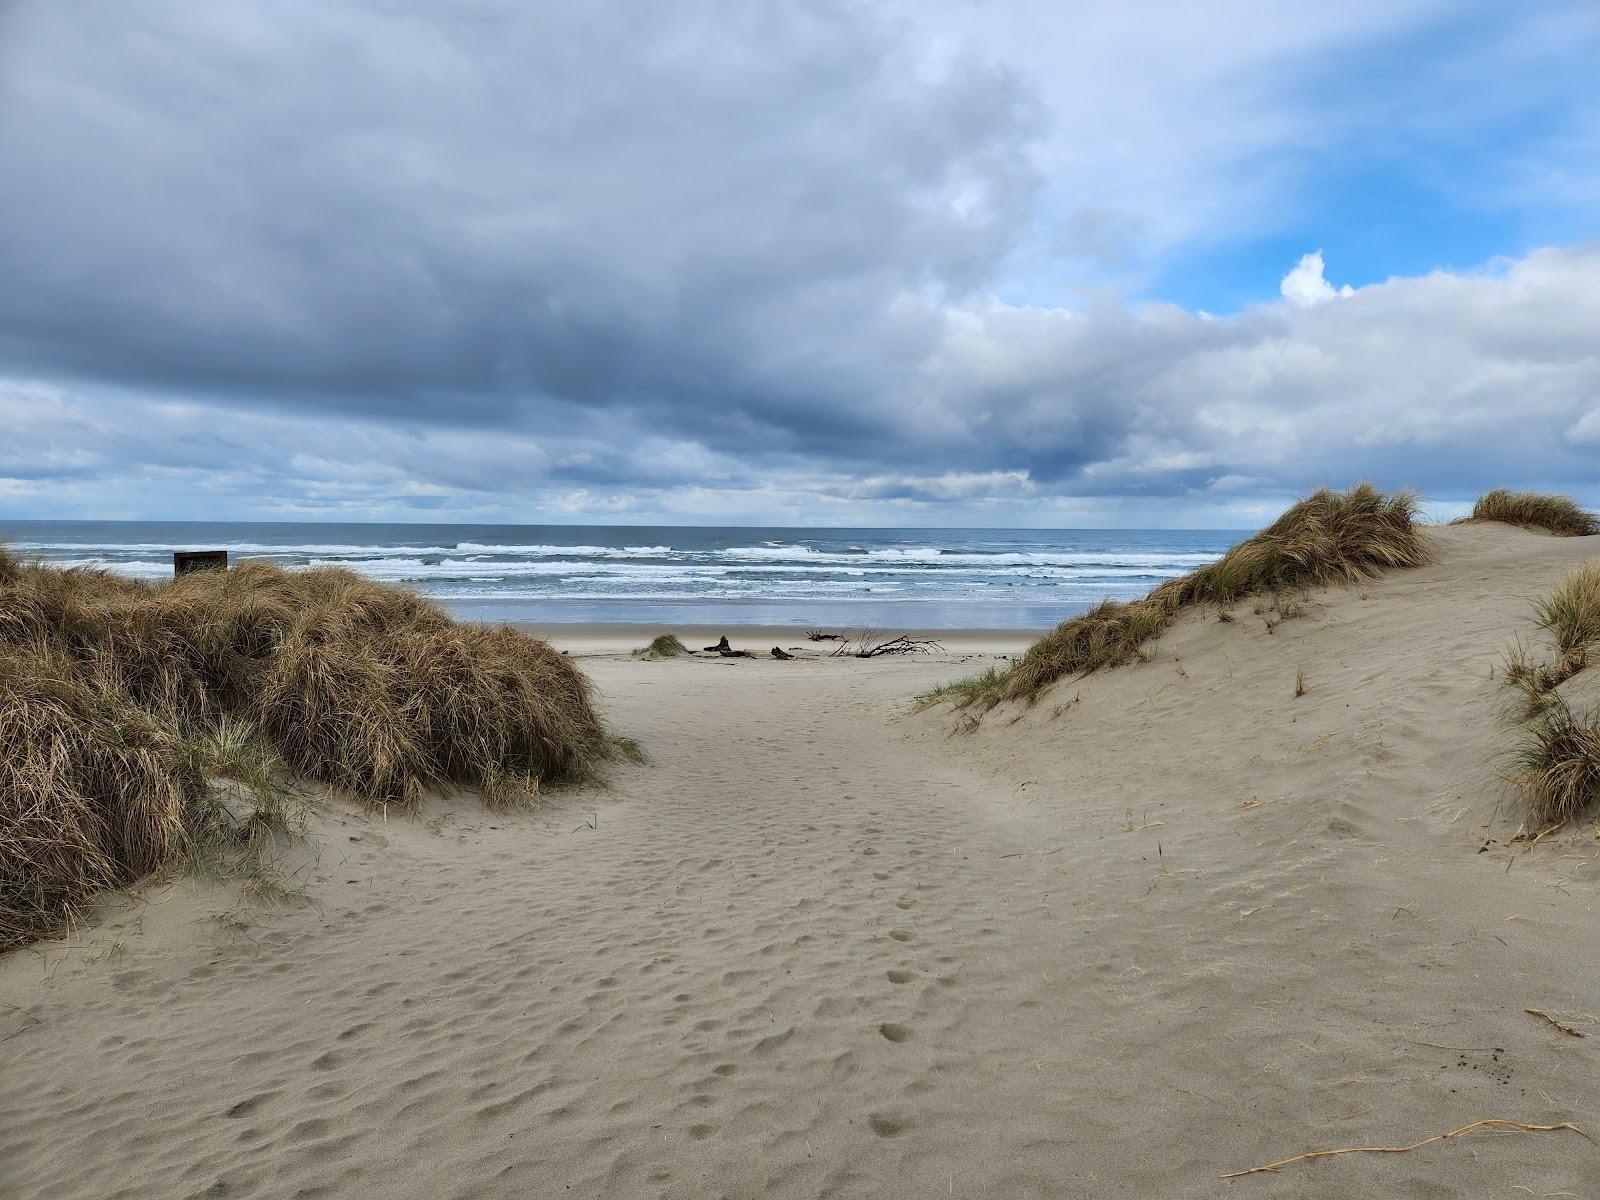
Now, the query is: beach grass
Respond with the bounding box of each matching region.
[0,553,611,949]
[1511,695,1600,827]
[1496,563,1600,824]
[1462,489,1600,537]
[927,483,1429,709]
[633,633,690,660]
[1534,561,1600,657]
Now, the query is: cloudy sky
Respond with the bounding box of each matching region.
[1,1,1597,527]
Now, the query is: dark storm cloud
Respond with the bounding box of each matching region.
[0,1,1035,441]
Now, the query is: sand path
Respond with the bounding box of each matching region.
[6,529,1600,1199]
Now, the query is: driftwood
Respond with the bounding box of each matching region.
[806,630,845,642]
[771,646,794,660]
[830,629,944,658]
[699,635,755,658]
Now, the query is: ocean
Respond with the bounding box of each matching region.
[0,521,1242,630]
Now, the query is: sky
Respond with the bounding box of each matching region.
[0,0,1597,528]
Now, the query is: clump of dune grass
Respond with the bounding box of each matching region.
[1510,695,1600,827]
[0,642,205,950]
[929,484,1429,710]
[914,666,1008,712]
[1151,483,1428,609]
[998,598,1173,706]
[1535,562,1600,657]
[0,552,613,949]
[1495,563,1600,826]
[633,633,690,660]
[1463,489,1600,537]
[1498,563,1600,721]
[1501,642,1567,719]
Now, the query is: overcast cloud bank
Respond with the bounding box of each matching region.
[0,1,1596,525]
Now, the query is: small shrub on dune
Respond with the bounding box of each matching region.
[1465,489,1600,537]
[932,484,1430,709]
[634,634,690,660]
[0,551,613,947]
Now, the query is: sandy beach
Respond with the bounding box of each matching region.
[4,521,1600,1198]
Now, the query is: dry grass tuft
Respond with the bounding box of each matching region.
[1535,562,1600,658]
[1463,488,1600,537]
[1510,695,1600,827]
[1152,483,1428,609]
[928,484,1429,709]
[0,642,204,949]
[634,633,690,660]
[0,553,612,949]
[913,666,1008,712]
[999,598,1174,705]
[1499,563,1600,825]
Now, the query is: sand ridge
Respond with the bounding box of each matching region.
[3,522,1600,1197]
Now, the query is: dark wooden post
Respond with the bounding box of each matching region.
[173,550,228,577]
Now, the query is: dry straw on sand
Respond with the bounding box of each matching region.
[0,551,611,949]
[920,483,1430,710]
[1221,1118,1591,1179]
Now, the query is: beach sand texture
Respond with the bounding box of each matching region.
[3,521,1600,1198]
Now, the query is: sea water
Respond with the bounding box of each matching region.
[0,521,1241,630]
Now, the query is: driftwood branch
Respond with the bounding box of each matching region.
[830,629,944,658]
[807,630,845,642]
[770,647,794,660]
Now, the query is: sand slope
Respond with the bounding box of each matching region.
[3,523,1600,1198]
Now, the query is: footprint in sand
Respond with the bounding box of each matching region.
[868,1113,912,1138]
[878,1022,912,1043]
[225,1093,275,1119]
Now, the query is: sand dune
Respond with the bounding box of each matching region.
[4,522,1600,1197]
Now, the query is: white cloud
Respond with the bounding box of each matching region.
[1280,251,1354,307]
[1567,408,1600,445]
